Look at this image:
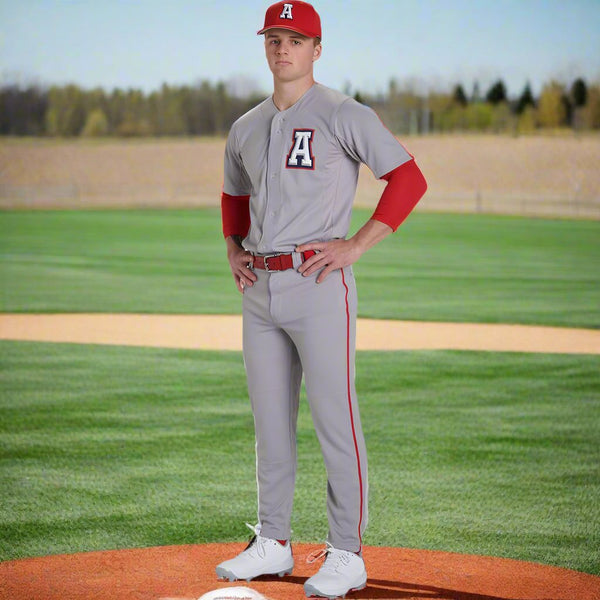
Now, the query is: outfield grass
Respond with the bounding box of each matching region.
[1,208,599,576]
[1,209,598,327]
[1,340,599,574]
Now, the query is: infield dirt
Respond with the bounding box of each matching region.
[2,543,599,600]
[2,135,599,217]
[1,313,599,354]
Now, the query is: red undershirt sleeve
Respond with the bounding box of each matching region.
[221,192,251,239]
[371,159,428,232]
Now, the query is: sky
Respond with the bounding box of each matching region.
[1,0,599,98]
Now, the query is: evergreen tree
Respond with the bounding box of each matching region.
[516,82,535,114]
[452,84,468,107]
[485,80,507,104]
[571,78,587,107]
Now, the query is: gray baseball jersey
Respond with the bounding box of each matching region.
[224,82,412,552]
[223,82,412,254]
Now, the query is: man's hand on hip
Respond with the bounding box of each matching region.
[296,219,393,284]
[226,236,257,293]
[295,238,363,284]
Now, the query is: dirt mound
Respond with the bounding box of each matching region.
[2,543,598,600]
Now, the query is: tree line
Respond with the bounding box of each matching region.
[0,81,264,138]
[367,77,599,135]
[1,77,598,137]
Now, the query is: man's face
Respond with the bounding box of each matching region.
[264,29,321,83]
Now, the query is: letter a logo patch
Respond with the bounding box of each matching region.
[280,3,293,19]
[286,129,315,169]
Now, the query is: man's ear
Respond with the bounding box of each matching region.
[313,43,322,62]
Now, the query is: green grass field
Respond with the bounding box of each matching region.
[1,209,599,326]
[1,209,599,575]
[1,341,599,573]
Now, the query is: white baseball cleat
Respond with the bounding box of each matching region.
[215,523,294,582]
[304,543,367,599]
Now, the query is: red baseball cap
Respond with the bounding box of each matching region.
[257,1,322,39]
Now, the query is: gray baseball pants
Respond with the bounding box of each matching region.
[242,258,368,553]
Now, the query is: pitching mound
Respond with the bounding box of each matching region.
[1,543,598,600]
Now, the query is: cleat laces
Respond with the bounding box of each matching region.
[306,542,351,574]
[306,542,330,564]
[243,522,267,559]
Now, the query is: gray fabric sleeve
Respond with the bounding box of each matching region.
[333,98,413,179]
[223,124,252,196]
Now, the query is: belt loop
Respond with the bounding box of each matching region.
[292,251,303,270]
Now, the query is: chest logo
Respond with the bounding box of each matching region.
[286,129,315,170]
[280,3,293,19]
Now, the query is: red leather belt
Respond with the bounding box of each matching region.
[253,250,317,272]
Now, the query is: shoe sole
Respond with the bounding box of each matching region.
[304,580,367,599]
[216,566,293,582]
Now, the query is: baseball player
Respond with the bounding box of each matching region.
[215,1,427,597]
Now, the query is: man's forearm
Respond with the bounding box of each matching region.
[349,218,393,254]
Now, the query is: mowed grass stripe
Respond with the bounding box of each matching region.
[1,340,598,574]
[1,209,599,327]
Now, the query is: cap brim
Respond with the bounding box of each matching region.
[257,24,320,38]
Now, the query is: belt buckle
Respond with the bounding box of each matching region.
[262,253,279,272]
